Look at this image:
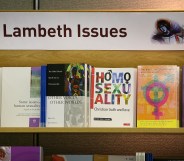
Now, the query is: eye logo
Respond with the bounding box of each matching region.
[152,19,184,44]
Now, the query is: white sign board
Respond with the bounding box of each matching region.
[0,12,184,50]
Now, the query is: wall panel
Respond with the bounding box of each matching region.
[39,133,184,158]
[40,0,184,10]
[0,0,33,10]
[0,133,34,145]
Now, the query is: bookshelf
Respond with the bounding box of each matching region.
[0,50,183,161]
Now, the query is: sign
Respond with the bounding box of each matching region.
[0,12,184,50]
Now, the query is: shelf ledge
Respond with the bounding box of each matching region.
[0,127,183,133]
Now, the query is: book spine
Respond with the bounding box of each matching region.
[136,152,140,161]
[84,63,88,127]
[141,152,146,161]
[40,65,47,127]
[145,152,153,161]
[90,66,95,109]
[88,65,92,127]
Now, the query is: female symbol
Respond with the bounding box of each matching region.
[145,81,169,120]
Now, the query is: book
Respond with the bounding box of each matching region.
[90,67,137,127]
[140,152,145,161]
[46,63,90,127]
[136,152,153,161]
[137,65,180,128]
[145,153,153,161]
[52,155,93,161]
[182,66,184,127]
[0,68,2,126]
[0,146,43,161]
[1,67,41,127]
[40,65,47,127]
[94,154,136,161]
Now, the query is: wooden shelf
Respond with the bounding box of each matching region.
[0,127,184,133]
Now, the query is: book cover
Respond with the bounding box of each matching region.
[1,67,41,127]
[137,65,179,128]
[46,63,90,127]
[90,67,137,127]
[0,146,43,161]
[52,155,93,161]
[94,154,136,161]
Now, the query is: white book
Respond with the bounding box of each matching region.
[136,152,146,161]
[90,67,137,127]
[1,67,41,127]
[140,153,145,161]
[108,155,136,161]
[136,152,140,161]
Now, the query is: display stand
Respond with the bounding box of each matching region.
[0,50,183,161]
[1,5,184,160]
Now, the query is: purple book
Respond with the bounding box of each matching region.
[0,146,43,161]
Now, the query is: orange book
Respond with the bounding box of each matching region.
[137,65,180,128]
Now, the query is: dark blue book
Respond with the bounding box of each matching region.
[146,152,153,161]
[40,65,47,127]
[145,153,150,161]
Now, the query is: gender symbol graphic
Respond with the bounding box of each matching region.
[142,77,169,120]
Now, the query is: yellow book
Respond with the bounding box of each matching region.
[137,65,180,128]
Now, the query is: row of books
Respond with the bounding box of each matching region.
[0,146,181,161]
[52,153,146,161]
[52,154,184,161]
[0,64,182,128]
